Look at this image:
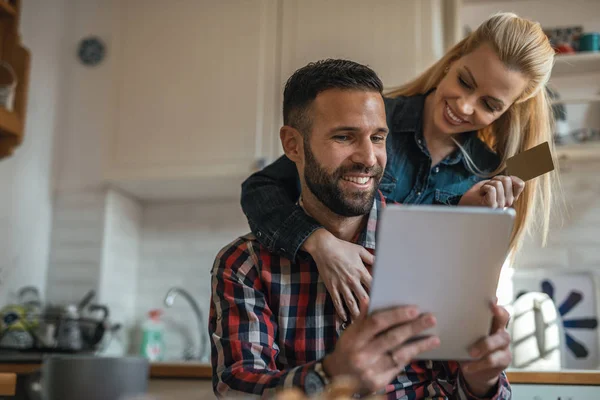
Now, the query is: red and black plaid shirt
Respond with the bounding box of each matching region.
[209,193,511,399]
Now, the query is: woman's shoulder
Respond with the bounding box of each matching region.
[383,94,427,131]
[465,133,501,173]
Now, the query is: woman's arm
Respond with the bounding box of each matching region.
[240,155,322,260]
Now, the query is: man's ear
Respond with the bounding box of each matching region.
[280,126,304,163]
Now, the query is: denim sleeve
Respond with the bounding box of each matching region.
[240,155,322,259]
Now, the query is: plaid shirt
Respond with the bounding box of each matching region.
[209,193,512,399]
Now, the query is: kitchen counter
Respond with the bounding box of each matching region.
[1,362,600,385]
[0,361,212,379]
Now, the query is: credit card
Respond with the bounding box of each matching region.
[505,141,555,181]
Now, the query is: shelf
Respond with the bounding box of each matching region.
[555,142,600,162]
[552,95,600,105]
[552,52,600,76]
[0,106,22,136]
[0,1,16,17]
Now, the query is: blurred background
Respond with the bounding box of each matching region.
[0,0,599,398]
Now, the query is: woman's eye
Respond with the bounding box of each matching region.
[458,76,471,89]
[483,101,497,112]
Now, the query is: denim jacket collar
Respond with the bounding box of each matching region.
[387,90,478,167]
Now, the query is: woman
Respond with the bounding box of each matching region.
[241,12,560,321]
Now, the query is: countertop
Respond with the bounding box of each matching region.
[1,361,600,385]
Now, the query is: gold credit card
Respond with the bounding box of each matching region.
[505,142,555,182]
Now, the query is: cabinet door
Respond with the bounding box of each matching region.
[272,0,445,156]
[280,0,443,90]
[108,0,279,181]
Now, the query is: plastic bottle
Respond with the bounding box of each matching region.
[140,309,164,361]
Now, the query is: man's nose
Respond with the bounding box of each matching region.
[351,139,377,168]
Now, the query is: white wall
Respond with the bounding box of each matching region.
[462,0,600,33]
[0,0,68,304]
[134,200,248,361]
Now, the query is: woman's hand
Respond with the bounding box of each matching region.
[303,229,374,321]
[460,301,512,397]
[459,175,525,208]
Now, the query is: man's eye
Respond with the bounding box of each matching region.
[333,135,349,141]
[371,135,385,143]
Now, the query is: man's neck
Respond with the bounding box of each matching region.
[300,190,366,243]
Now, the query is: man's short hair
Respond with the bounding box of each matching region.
[283,59,384,135]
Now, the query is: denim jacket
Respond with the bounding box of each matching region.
[240,93,500,260]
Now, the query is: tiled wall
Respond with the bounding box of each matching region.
[46,189,106,304]
[514,160,600,271]
[134,199,249,361]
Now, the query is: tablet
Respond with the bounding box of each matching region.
[369,205,515,360]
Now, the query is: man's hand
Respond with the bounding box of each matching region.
[460,302,512,397]
[322,300,440,393]
[459,175,525,208]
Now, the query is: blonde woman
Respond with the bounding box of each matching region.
[241,13,558,320]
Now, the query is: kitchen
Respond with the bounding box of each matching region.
[1,0,600,399]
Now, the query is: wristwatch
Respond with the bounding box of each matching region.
[304,361,330,396]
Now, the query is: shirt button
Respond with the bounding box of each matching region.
[417,139,422,145]
[417,191,422,196]
[257,232,262,237]
[434,167,440,174]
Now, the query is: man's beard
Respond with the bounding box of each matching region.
[303,141,383,217]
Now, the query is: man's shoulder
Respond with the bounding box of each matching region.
[213,233,272,272]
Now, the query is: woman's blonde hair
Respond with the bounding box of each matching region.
[387,12,560,254]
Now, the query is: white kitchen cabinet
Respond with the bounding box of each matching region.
[105,0,449,200]
[105,0,281,200]
[280,0,445,89]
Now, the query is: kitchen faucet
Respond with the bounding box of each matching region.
[164,287,207,361]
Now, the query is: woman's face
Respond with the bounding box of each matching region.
[431,44,529,135]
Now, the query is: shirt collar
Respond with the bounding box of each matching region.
[298,191,385,252]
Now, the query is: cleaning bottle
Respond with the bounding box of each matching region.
[140,309,164,361]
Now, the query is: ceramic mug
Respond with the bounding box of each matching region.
[579,32,600,52]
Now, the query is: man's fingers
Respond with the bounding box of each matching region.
[366,313,437,356]
[463,348,512,374]
[469,329,511,359]
[388,335,441,368]
[356,305,420,346]
[490,304,511,334]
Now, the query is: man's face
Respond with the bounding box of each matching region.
[301,89,388,217]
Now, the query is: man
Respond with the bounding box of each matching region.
[209,59,512,399]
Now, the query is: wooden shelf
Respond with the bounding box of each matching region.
[0,373,16,396]
[506,370,600,386]
[0,106,22,135]
[556,142,600,161]
[552,95,600,105]
[553,52,600,76]
[0,1,16,17]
